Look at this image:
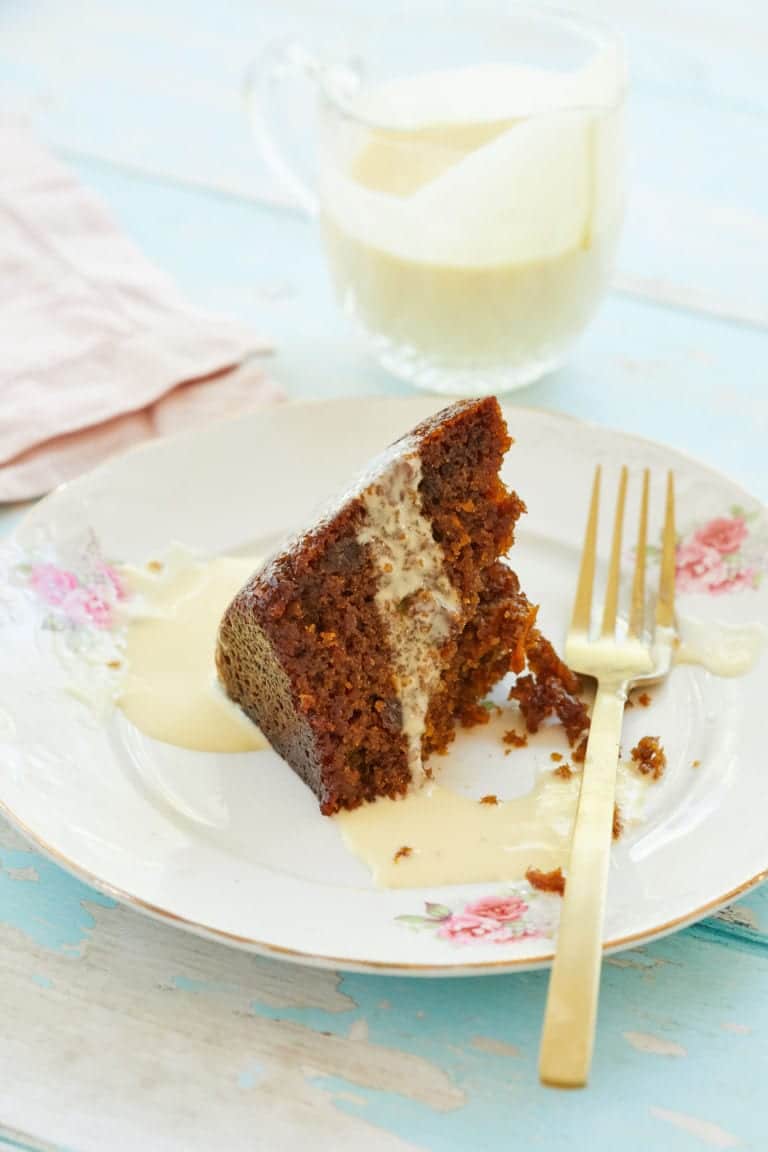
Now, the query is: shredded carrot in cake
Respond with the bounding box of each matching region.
[460,702,493,728]
[503,730,528,748]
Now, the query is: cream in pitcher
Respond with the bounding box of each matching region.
[319,54,624,383]
[249,6,626,391]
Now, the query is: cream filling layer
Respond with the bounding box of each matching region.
[357,452,461,775]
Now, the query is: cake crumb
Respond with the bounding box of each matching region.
[572,735,588,764]
[393,846,412,863]
[553,762,573,780]
[147,559,163,573]
[503,748,511,757]
[526,866,565,896]
[613,803,624,841]
[503,730,528,748]
[627,689,652,710]
[479,794,498,806]
[692,759,701,768]
[550,752,563,763]
[106,659,122,670]
[630,736,667,780]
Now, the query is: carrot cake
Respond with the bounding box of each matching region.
[216,397,586,814]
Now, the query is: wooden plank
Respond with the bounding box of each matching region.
[0,811,764,1151]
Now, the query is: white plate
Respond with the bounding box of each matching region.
[1,398,766,975]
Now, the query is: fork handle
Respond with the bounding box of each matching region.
[539,679,627,1088]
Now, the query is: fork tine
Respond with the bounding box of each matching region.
[571,465,601,633]
[656,470,676,628]
[628,469,650,638]
[601,466,628,636]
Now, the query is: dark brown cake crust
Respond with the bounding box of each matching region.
[216,499,410,813]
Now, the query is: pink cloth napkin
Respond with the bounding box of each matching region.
[0,118,280,502]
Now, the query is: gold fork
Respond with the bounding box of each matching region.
[539,466,677,1088]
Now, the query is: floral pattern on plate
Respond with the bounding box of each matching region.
[4,534,130,714]
[674,506,766,595]
[11,534,127,631]
[396,886,560,945]
[641,505,766,597]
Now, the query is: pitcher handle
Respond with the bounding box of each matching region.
[244,38,321,217]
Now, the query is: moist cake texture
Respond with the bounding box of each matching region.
[216,397,586,814]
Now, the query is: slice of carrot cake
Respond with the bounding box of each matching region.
[216,397,586,813]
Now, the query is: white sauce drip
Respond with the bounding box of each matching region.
[675,614,766,677]
[357,452,461,775]
[335,760,651,889]
[117,552,266,753]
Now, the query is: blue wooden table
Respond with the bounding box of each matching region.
[1,2,767,1149]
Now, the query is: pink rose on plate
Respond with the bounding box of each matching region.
[53,587,111,629]
[29,563,79,606]
[98,562,127,601]
[675,540,726,593]
[694,516,747,556]
[706,568,758,595]
[465,895,528,922]
[437,914,506,944]
[76,589,114,628]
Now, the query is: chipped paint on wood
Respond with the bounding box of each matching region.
[715,904,760,931]
[272,1017,464,1112]
[0,845,114,955]
[4,866,39,882]
[469,1036,522,1058]
[624,1032,687,1057]
[236,1062,266,1090]
[348,1018,369,1043]
[605,950,675,972]
[649,1107,742,1148]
